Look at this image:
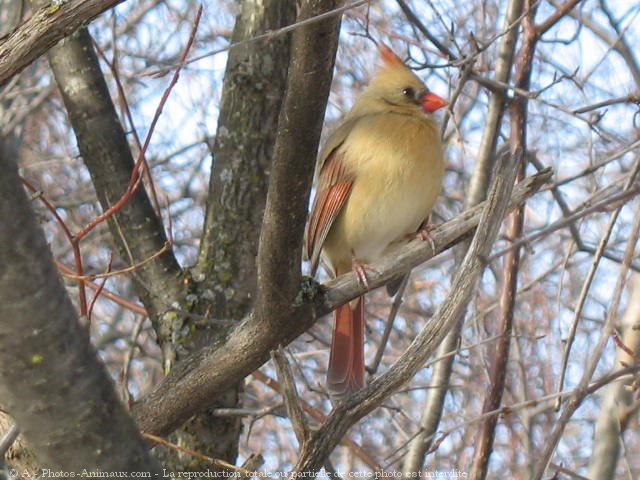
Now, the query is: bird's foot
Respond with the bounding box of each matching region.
[406,223,437,253]
[351,251,377,289]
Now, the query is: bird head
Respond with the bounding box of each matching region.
[353,44,448,117]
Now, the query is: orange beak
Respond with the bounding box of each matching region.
[421,92,448,113]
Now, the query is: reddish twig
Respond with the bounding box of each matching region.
[91,39,165,220]
[536,0,584,35]
[74,5,203,244]
[58,242,170,281]
[141,432,252,475]
[17,6,202,319]
[87,254,113,327]
[55,260,148,315]
[21,176,88,316]
[613,330,640,364]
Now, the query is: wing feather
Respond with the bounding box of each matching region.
[305,150,354,275]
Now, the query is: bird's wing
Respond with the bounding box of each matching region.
[304,139,356,275]
[314,117,358,173]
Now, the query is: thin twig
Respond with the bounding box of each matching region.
[573,91,640,114]
[422,365,639,459]
[251,369,382,471]
[120,314,146,407]
[145,1,370,77]
[534,170,640,479]
[58,242,171,281]
[74,5,202,244]
[612,330,640,364]
[488,183,640,262]
[272,347,310,446]
[369,275,408,375]
[141,432,254,476]
[86,254,113,328]
[557,154,640,409]
[55,261,148,315]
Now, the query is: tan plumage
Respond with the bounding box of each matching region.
[305,45,447,395]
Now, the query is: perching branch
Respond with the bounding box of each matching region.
[132,167,551,438]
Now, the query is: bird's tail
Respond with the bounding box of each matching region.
[327,296,365,396]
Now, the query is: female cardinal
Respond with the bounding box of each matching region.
[304,45,447,396]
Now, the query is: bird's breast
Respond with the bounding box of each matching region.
[323,114,445,274]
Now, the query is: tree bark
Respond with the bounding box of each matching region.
[133,0,347,439]
[46,27,188,355]
[164,0,296,467]
[0,0,125,85]
[0,142,161,472]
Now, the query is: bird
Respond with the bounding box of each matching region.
[304,44,448,396]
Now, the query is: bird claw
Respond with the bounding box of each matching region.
[406,224,436,253]
[351,252,377,289]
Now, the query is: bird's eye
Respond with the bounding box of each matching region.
[402,87,415,98]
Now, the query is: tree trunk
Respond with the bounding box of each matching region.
[158,0,296,468]
[0,141,161,472]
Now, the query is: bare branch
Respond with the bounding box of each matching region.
[557,154,640,408]
[251,370,381,471]
[272,348,310,446]
[534,157,640,479]
[0,0,125,85]
[536,0,584,35]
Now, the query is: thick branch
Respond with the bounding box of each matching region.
[196,0,295,325]
[255,0,343,321]
[46,27,186,345]
[179,0,295,466]
[134,0,346,437]
[0,0,125,86]
[132,168,551,438]
[0,144,160,471]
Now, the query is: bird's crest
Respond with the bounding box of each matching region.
[379,44,404,67]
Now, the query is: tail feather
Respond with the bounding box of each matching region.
[327,296,365,395]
